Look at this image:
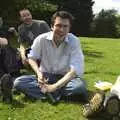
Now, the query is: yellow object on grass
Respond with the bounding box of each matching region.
[94,81,113,91]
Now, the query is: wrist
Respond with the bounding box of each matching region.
[22,56,27,61]
[36,69,40,75]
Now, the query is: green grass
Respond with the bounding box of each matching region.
[1,37,120,120]
[81,37,120,90]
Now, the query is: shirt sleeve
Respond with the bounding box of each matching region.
[39,20,51,33]
[69,35,84,76]
[18,25,29,44]
[42,21,51,32]
[17,26,24,43]
[27,35,42,60]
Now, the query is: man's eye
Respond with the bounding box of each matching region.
[55,24,68,28]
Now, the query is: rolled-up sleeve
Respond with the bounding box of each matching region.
[69,37,84,76]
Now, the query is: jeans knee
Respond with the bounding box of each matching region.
[74,81,87,94]
[13,78,21,89]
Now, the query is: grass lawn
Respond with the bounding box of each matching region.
[0,37,120,120]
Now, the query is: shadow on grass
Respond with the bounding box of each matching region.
[9,93,37,108]
[61,90,96,104]
[11,99,25,108]
[87,110,113,120]
[84,70,99,74]
[0,95,25,108]
[104,71,119,76]
[83,49,103,58]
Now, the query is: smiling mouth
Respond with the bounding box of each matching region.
[58,32,65,36]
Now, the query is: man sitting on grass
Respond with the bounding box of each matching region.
[18,9,51,65]
[14,11,88,104]
[10,9,51,67]
[0,17,20,103]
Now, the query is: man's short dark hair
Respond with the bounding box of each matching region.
[19,8,30,17]
[51,11,74,27]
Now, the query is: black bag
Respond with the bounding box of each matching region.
[104,94,120,116]
[2,45,20,75]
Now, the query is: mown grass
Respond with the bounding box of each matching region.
[82,37,120,91]
[0,37,120,120]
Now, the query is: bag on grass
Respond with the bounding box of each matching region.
[104,94,120,117]
[83,92,105,118]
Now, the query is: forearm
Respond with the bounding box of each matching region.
[54,68,76,89]
[28,58,40,75]
[19,44,26,59]
[13,30,18,36]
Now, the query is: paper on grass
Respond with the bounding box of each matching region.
[94,81,113,91]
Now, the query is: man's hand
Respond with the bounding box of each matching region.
[8,27,16,32]
[40,83,57,93]
[21,56,28,65]
[8,27,18,36]
[37,71,48,85]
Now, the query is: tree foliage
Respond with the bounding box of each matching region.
[47,0,94,36]
[91,9,120,38]
[0,0,57,27]
[0,0,94,36]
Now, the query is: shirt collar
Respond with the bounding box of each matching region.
[46,31,69,43]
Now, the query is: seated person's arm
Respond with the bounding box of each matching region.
[19,43,27,63]
[8,27,18,37]
[55,68,76,89]
[41,68,76,93]
[0,37,8,45]
[28,58,44,83]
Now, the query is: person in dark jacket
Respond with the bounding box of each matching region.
[0,17,19,103]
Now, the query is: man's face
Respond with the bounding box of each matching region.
[20,10,32,24]
[52,17,70,41]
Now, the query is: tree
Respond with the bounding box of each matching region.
[47,0,94,36]
[0,0,94,36]
[91,9,120,38]
[0,0,57,27]
[116,15,120,37]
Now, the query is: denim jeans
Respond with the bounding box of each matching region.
[14,73,88,102]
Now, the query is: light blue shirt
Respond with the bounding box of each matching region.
[28,31,84,76]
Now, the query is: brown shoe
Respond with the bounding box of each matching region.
[0,73,13,102]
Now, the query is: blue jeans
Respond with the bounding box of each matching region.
[13,73,88,102]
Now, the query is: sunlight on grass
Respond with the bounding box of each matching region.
[0,37,120,120]
[81,37,120,92]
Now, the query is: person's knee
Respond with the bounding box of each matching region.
[76,80,86,90]
[13,77,22,89]
[73,80,87,95]
[13,75,35,89]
